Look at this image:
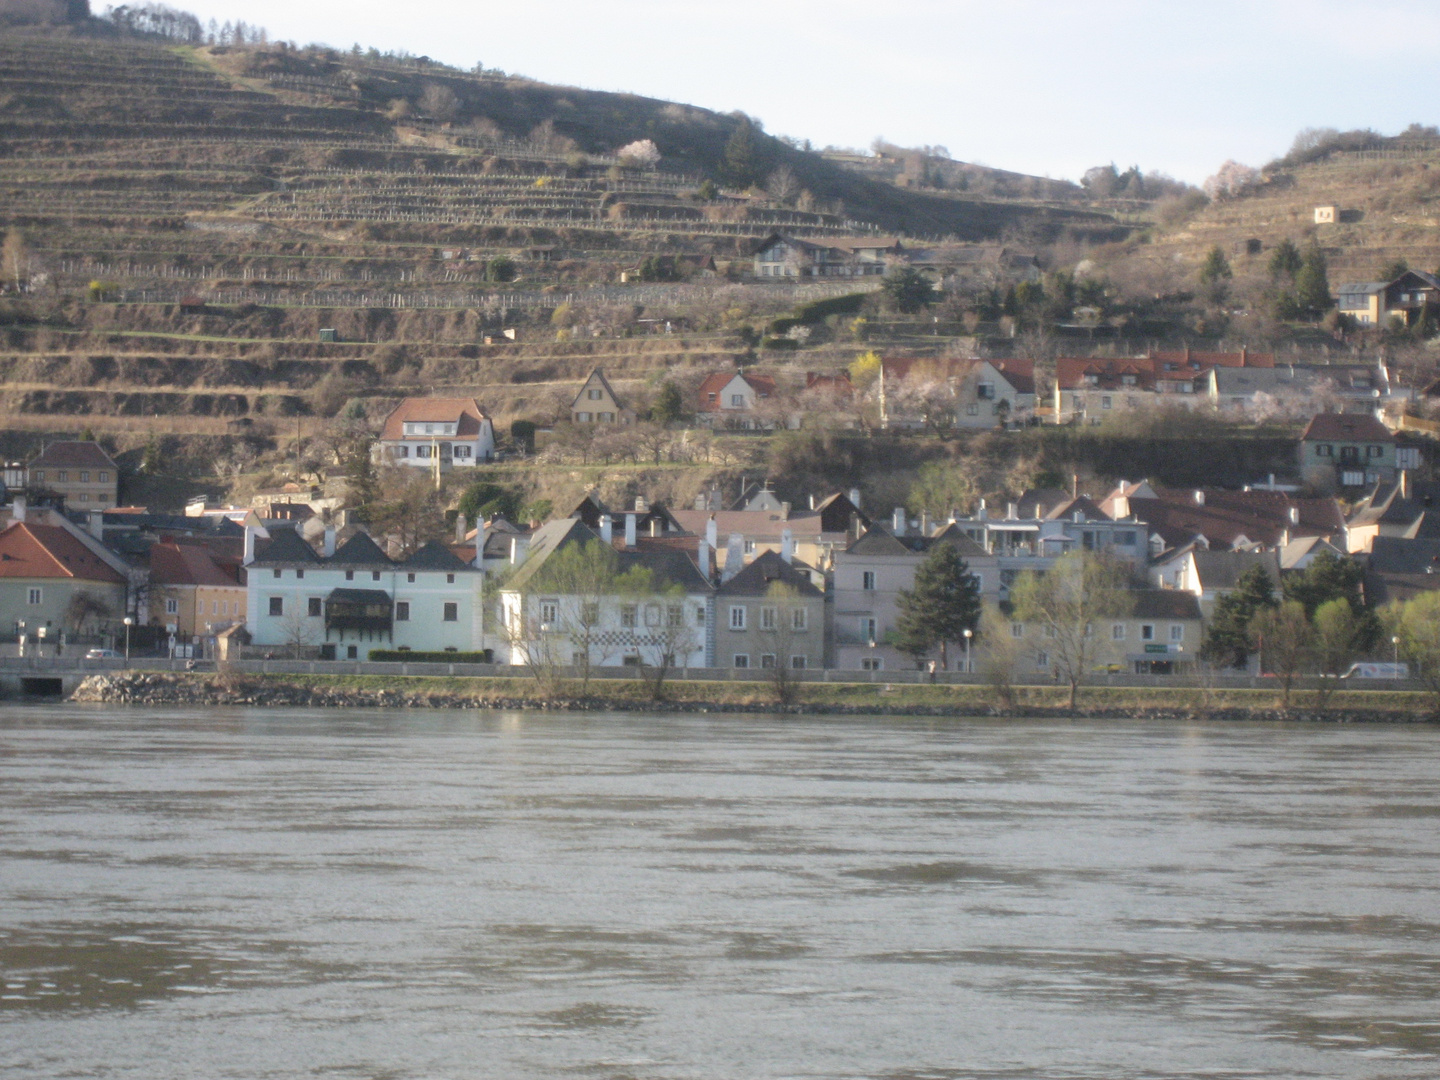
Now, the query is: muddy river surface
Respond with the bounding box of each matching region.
[3,705,1439,1079]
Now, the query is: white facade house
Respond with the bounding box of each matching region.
[497,518,713,670]
[245,528,484,660]
[376,397,495,472]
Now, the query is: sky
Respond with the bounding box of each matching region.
[166,0,1440,185]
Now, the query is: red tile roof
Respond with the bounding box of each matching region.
[1301,412,1395,443]
[1056,350,1274,391]
[148,542,241,588]
[0,522,126,583]
[380,398,489,441]
[696,371,776,409]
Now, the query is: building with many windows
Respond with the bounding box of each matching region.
[569,368,635,426]
[715,550,826,672]
[25,441,119,509]
[376,397,495,472]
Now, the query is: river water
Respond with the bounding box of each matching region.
[3,706,1440,1079]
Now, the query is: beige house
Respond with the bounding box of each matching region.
[714,551,826,671]
[26,441,119,509]
[148,540,246,639]
[999,590,1205,677]
[570,367,634,426]
[0,520,128,646]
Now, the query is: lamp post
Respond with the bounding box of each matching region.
[1393,635,1401,677]
[963,627,973,674]
[123,616,133,665]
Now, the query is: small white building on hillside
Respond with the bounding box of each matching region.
[376,397,495,472]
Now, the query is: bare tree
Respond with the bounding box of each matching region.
[278,606,321,660]
[634,590,702,701]
[754,582,810,704]
[420,83,460,122]
[765,165,802,206]
[65,590,115,640]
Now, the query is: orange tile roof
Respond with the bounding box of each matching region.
[0,522,126,583]
[380,397,489,441]
[148,542,241,588]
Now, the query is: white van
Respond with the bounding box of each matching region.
[1340,662,1409,680]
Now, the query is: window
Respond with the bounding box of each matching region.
[666,606,683,628]
[397,445,410,458]
[730,393,745,408]
[761,653,776,669]
[861,657,883,671]
[760,606,777,631]
[743,540,756,556]
[791,608,807,631]
[599,412,615,423]
[729,606,746,630]
[32,470,44,482]
[862,571,876,591]
[211,600,218,616]
[407,573,415,583]
[27,587,42,605]
[1011,623,1024,639]
[165,598,179,616]
[1141,624,1155,641]
[1035,651,1050,669]
[1101,396,1112,410]
[621,605,637,628]
[395,601,410,621]
[56,470,68,482]
[296,569,304,580]
[575,411,591,422]
[733,654,750,669]
[790,655,807,669]
[1112,624,1125,641]
[861,617,877,642]
[372,572,381,582]
[582,602,600,624]
[977,382,995,400]
[79,471,89,482]
[455,446,471,459]
[966,403,979,415]
[695,605,706,626]
[644,604,661,627]
[273,569,282,579]
[346,571,354,581]
[1317,444,1333,458]
[78,494,89,504]
[347,645,358,660]
[443,602,458,622]
[1367,445,1382,459]
[268,597,283,616]
[1170,624,1184,642]
[588,388,602,400]
[417,445,431,458]
[622,655,641,666]
[98,471,108,482]
[540,600,558,625]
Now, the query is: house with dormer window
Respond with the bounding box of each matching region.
[569,367,635,426]
[377,398,495,471]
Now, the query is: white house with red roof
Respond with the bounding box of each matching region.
[695,371,785,429]
[376,397,495,472]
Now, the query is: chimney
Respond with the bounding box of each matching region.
[474,521,484,569]
[706,515,718,551]
[892,507,906,535]
[509,535,527,565]
[455,514,466,542]
[1281,527,1291,547]
[634,495,647,513]
[243,524,255,565]
[87,508,104,539]
[695,493,707,510]
[323,526,336,557]
[697,535,710,581]
[919,510,930,536]
[650,518,660,538]
[600,514,613,544]
[1006,502,1017,521]
[723,532,744,581]
[780,528,794,564]
[1113,494,1130,520]
[781,501,791,519]
[977,498,987,521]
[1402,470,1410,499]
[1288,505,1299,525]
[624,513,637,549]
[808,494,816,510]
[12,494,25,523]
[849,487,861,509]
[1193,490,1205,506]
[1119,480,1129,495]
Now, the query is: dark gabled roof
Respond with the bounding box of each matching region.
[29,441,118,470]
[1301,412,1395,443]
[252,527,318,564]
[501,518,596,592]
[1046,495,1111,522]
[329,532,393,567]
[717,550,823,597]
[402,540,474,572]
[617,547,711,593]
[1131,590,1204,620]
[1190,549,1282,591]
[845,523,987,558]
[1363,537,1440,605]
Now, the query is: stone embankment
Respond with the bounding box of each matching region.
[70,672,1440,722]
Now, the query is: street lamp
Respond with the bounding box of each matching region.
[963,627,973,674]
[16,619,25,659]
[123,616,133,664]
[37,626,46,660]
[1393,635,1401,677]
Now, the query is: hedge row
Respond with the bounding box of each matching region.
[369,650,494,664]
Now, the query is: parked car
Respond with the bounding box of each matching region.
[1341,662,1409,680]
[84,648,122,659]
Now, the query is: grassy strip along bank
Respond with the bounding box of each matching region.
[70,671,1440,722]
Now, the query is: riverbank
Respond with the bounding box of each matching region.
[68,671,1440,722]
